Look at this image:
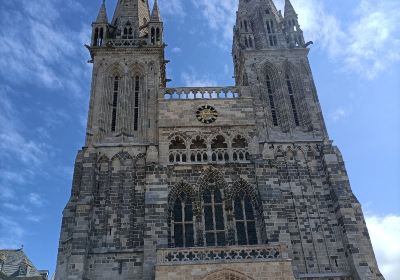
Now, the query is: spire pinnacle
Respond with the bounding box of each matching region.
[284,0,297,17]
[151,0,162,22]
[96,0,108,23]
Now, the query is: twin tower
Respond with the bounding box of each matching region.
[55,1,383,280]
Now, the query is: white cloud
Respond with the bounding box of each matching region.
[366,215,400,280]
[285,0,400,79]
[149,0,185,17]
[192,0,237,45]
[0,0,90,93]
[171,47,182,54]
[181,69,217,87]
[0,215,24,249]
[28,193,45,207]
[193,0,400,79]
[0,89,48,168]
[3,203,29,213]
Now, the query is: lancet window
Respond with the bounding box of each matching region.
[133,75,140,131]
[266,19,278,47]
[190,136,208,163]
[266,74,278,126]
[122,22,133,39]
[211,135,229,162]
[111,76,119,132]
[286,74,300,126]
[170,192,195,248]
[232,135,250,161]
[232,194,258,245]
[169,136,187,163]
[203,188,226,246]
[93,27,104,46]
[151,28,155,45]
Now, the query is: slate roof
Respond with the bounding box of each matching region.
[0,249,48,280]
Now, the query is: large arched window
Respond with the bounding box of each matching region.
[111,76,119,132]
[233,194,258,245]
[286,74,300,126]
[203,188,226,246]
[170,192,195,248]
[266,74,278,126]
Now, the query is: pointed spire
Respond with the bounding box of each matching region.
[96,0,108,23]
[284,0,297,17]
[151,0,162,22]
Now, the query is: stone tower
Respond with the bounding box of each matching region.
[55,0,384,279]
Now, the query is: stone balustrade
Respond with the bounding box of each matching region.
[164,87,240,100]
[105,38,147,47]
[156,244,288,266]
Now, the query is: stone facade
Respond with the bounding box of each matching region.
[55,0,383,280]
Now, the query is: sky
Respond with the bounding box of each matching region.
[0,0,399,278]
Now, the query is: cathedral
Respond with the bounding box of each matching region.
[55,0,384,279]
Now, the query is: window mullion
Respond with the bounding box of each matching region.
[182,201,186,247]
[243,199,249,245]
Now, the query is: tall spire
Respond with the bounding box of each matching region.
[151,0,162,22]
[96,0,108,23]
[284,0,297,17]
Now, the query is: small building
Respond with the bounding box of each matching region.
[0,249,48,280]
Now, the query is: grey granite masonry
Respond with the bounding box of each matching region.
[55,0,383,279]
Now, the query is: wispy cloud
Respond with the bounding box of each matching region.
[366,215,400,280]
[0,216,24,249]
[0,0,90,94]
[281,0,400,79]
[171,47,182,54]
[181,69,217,87]
[191,0,237,47]
[193,0,400,79]
[149,0,185,17]
[28,193,45,207]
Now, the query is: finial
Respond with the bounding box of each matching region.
[284,0,297,17]
[96,0,108,23]
[151,0,162,22]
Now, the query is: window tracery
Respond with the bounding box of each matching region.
[286,74,300,126]
[169,136,187,163]
[211,135,229,162]
[232,135,250,161]
[168,134,250,164]
[202,188,226,246]
[111,76,119,132]
[171,193,195,248]
[232,194,258,245]
[266,74,278,126]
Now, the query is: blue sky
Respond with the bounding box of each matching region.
[0,0,399,278]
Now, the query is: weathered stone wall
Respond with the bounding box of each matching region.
[155,261,296,280]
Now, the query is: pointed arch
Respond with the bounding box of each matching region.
[197,167,228,247]
[128,63,145,133]
[283,61,302,127]
[263,62,280,127]
[111,151,133,168]
[197,167,227,193]
[202,269,254,280]
[168,182,198,248]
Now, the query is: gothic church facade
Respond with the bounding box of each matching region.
[55,0,383,279]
